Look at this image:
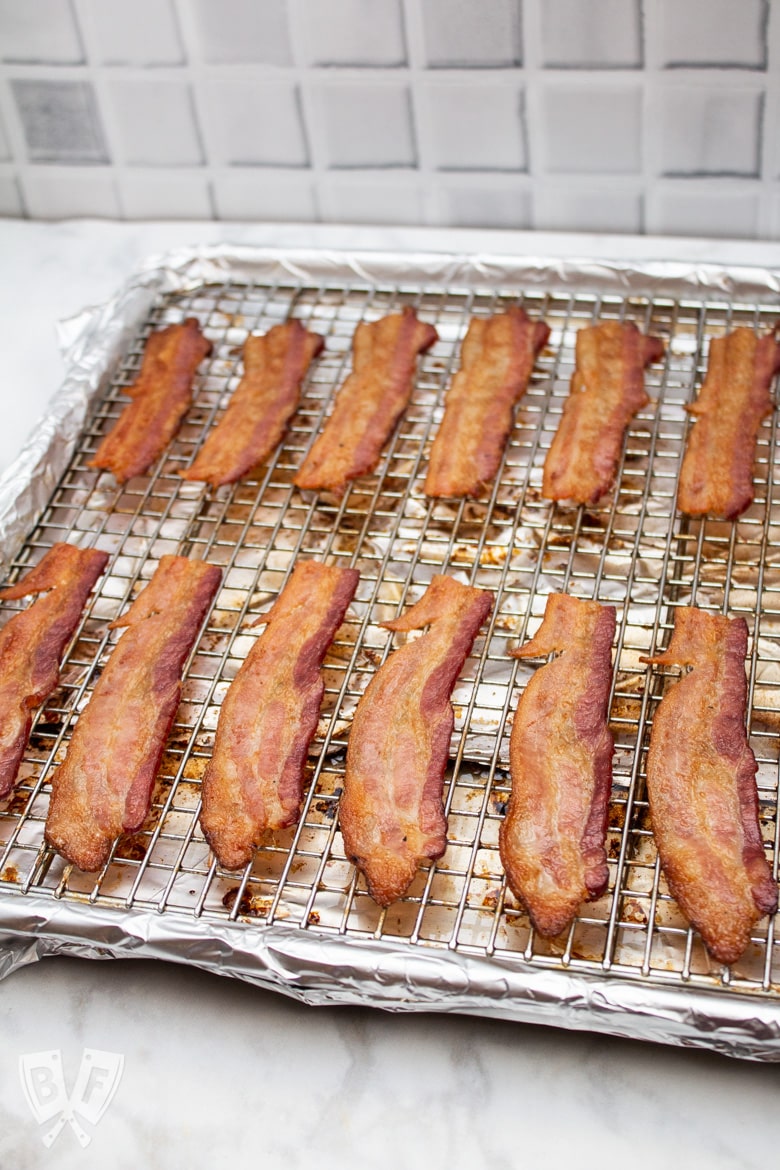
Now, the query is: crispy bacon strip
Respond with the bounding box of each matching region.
[294,307,438,496]
[499,594,615,937]
[0,543,108,799]
[425,307,550,498]
[200,560,359,869]
[643,607,777,965]
[45,555,222,871]
[181,320,324,488]
[340,575,493,906]
[90,317,212,482]
[677,328,780,520]
[542,320,664,505]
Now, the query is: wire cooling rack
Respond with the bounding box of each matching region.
[1,268,779,1009]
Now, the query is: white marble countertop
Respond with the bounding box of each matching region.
[1,219,779,1170]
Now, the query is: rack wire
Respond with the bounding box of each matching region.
[1,272,779,1005]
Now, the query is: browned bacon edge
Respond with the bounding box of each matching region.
[677,328,780,520]
[200,560,359,870]
[499,593,615,937]
[425,307,550,498]
[0,543,108,800]
[90,317,212,483]
[542,320,665,506]
[45,555,222,871]
[340,574,493,907]
[294,306,438,496]
[642,607,778,965]
[181,320,325,487]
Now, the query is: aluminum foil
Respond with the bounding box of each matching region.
[0,243,779,1062]
[1,890,779,1060]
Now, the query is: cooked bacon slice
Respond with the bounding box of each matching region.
[294,307,438,496]
[340,575,493,906]
[677,328,780,520]
[0,543,108,799]
[643,607,777,965]
[90,317,212,482]
[542,320,664,505]
[181,321,324,488]
[500,593,615,937]
[425,307,550,498]
[200,560,359,869]
[45,555,222,871]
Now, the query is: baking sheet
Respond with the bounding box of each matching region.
[0,245,779,1061]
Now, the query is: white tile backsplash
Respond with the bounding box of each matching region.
[658,0,768,69]
[542,84,642,174]
[649,186,760,238]
[200,80,308,167]
[0,0,83,64]
[21,168,118,217]
[12,78,107,163]
[0,173,22,214]
[534,184,642,233]
[420,0,522,68]
[540,0,642,69]
[659,86,763,176]
[435,182,531,229]
[82,0,184,66]
[425,82,525,171]
[212,171,317,220]
[190,0,292,65]
[299,0,406,67]
[119,171,212,219]
[1,0,780,237]
[315,82,416,168]
[321,175,422,224]
[108,81,203,166]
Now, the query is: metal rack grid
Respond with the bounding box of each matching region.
[0,272,779,1005]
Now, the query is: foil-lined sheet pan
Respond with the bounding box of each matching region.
[0,245,780,1060]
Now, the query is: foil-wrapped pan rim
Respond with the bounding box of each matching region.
[1,893,779,1061]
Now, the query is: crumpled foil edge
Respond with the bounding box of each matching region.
[1,894,778,1061]
[1,243,780,1061]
